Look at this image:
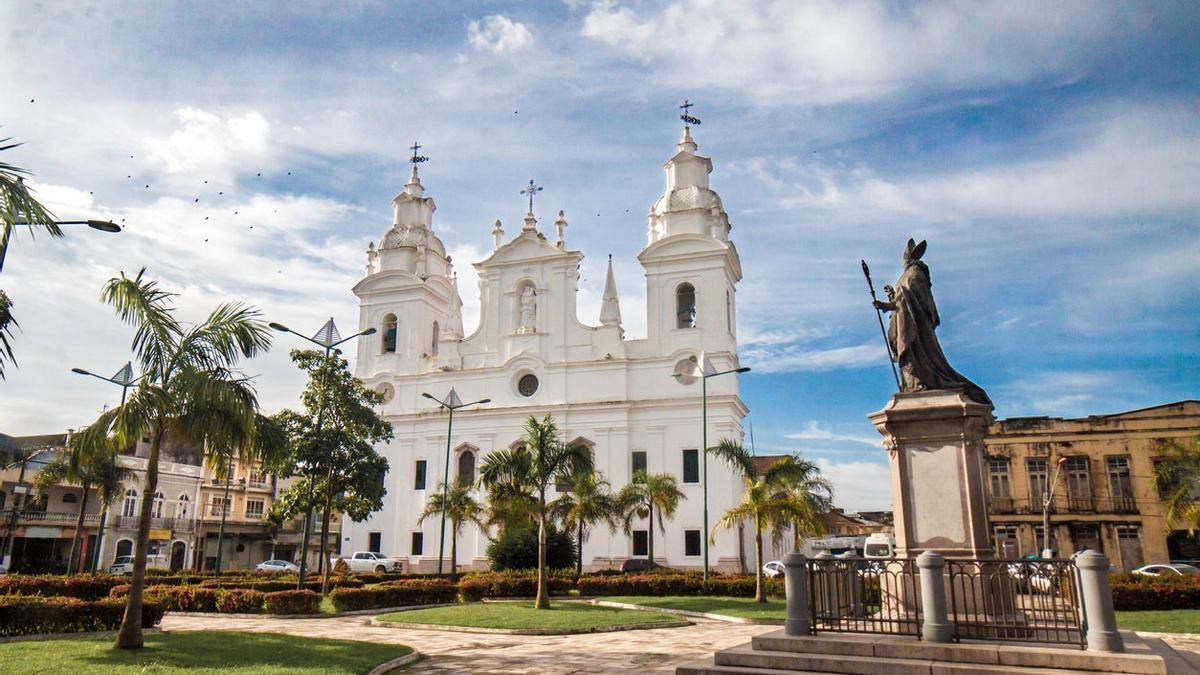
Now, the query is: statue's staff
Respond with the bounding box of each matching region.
[861,259,901,390]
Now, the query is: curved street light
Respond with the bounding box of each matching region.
[422,390,490,575]
[1,219,122,273]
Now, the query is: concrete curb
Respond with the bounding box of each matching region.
[366,650,422,674]
[369,615,692,635]
[581,599,785,625]
[164,604,455,620]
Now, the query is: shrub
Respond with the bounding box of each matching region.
[215,589,265,613]
[263,589,321,615]
[328,579,457,612]
[458,571,574,600]
[576,572,783,598]
[486,523,575,571]
[0,596,164,636]
[0,574,126,600]
[1111,577,1200,611]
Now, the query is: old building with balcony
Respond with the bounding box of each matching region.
[983,400,1200,569]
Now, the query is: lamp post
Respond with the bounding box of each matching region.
[71,362,140,572]
[422,389,490,575]
[1042,456,1069,558]
[0,219,121,273]
[270,318,376,588]
[673,355,750,582]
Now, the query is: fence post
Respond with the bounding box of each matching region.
[783,552,810,636]
[917,551,952,643]
[1075,551,1124,653]
[837,551,866,618]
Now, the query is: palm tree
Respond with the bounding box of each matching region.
[479,445,539,533]
[709,439,832,602]
[617,471,685,567]
[76,268,273,649]
[1155,435,1200,533]
[417,478,487,576]
[550,468,619,577]
[33,429,133,573]
[479,414,592,609]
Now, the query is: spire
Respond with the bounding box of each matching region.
[555,209,567,248]
[492,219,504,250]
[445,273,464,339]
[599,254,622,328]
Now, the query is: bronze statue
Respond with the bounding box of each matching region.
[872,239,991,405]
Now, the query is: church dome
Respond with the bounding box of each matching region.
[651,186,723,216]
[380,223,446,257]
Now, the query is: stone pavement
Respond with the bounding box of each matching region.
[159,612,776,673]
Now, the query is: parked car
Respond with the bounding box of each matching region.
[863,533,895,559]
[256,559,300,573]
[1132,563,1200,578]
[762,560,784,578]
[619,558,660,573]
[330,551,404,573]
[108,555,135,575]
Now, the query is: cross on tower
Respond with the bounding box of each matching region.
[680,99,702,126]
[410,141,429,164]
[521,178,543,214]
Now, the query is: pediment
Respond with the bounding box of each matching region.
[638,233,731,260]
[475,231,580,268]
[353,270,451,297]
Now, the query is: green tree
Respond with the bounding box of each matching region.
[486,521,576,571]
[1155,434,1200,533]
[271,350,392,593]
[550,468,618,577]
[616,471,685,567]
[479,446,539,534]
[709,439,832,602]
[77,268,275,649]
[479,414,592,609]
[33,429,133,573]
[416,478,487,575]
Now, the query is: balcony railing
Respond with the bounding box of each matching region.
[0,509,103,526]
[985,496,1139,516]
[987,496,1015,514]
[1067,496,1095,513]
[113,515,195,533]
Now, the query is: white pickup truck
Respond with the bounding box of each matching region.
[330,551,404,573]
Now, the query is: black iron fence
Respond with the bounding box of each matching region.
[807,558,921,636]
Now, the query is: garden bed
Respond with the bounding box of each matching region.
[373,600,689,634]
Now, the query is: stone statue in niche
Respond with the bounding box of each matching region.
[519,285,537,334]
[872,238,991,406]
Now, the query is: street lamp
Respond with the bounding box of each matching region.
[673,354,750,582]
[271,318,376,588]
[422,389,490,575]
[1042,456,1069,558]
[71,362,141,572]
[0,219,122,273]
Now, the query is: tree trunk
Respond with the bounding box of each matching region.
[116,427,162,649]
[754,524,766,603]
[535,490,549,609]
[450,520,458,578]
[67,484,90,575]
[647,501,654,565]
[576,521,584,578]
[319,482,334,595]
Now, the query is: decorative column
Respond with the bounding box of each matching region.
[1076,551,1125,653]
[869,391,995,559]
[917,551,952,643]
[783,552,810,636]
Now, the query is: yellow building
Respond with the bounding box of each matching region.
[983,400,1200,569]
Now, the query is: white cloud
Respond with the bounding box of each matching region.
[815,458,892,512]
[145,108,272,187]
[742,342,883,373]
[468,15,534,55]
[786,421,881,448]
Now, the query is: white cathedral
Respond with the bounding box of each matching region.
[341,122,751,571]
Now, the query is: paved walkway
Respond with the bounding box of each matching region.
[160,612,775,673]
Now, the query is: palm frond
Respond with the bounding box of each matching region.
[710,438,757,478]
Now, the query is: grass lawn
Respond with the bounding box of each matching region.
[602,596,786,621]
[378,601,680,630]
[0,631,411,674]
[1116,609,1200,634]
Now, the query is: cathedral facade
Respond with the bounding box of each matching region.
[342,124,750,571]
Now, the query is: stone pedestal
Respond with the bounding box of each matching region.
[869,390,995,559]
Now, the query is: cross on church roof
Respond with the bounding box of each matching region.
[521,178,543,214]
[409,141,429,165]
[680,99,702,126]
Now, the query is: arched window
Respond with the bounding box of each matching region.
[676,283,696,328]
[122,489,138,518]
[382,313,398,353]
[115,539,133,559]
[457,449,477,484]
[152,491,165,518]
[175,494,190,520]
[431,321,439,355]
[63,493,78,504]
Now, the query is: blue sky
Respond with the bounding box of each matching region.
[1,1,1197,510]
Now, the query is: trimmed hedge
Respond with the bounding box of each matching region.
[328,579,458,612]
[0,596,164,636]
[197,578,364,593]
[0,574,127,600]
[263,589,321,615]
[109,584,267,613]
[576,572,784,598]
[458,571,574,601]
[1111,574,1200,611]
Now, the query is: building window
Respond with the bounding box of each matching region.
[1117,526,1140,540]
[414,460,427,490]
[248,466,266,487]
[684,529,701,557]
[632,530,649,557]
[411,532,424,555]
[676,283,696,328]
[382,313,398,353]
[152,491,165,518]
[1066,456,1092,501]
[176,494,190,520]
[35,493,48,512]
[245,499,264,518]
[518,373,539,397]
[368,532,382,553]
[63,492,78,504]
[632,451,647,476]
[116,539,133,559]
[0,491,5,510]
[122,489,138,518]
[210,496,231,517]
[994,525,1020,557]
[457,450,476,484]
[1106,456,1133,499]
[1027,458,1048,502]
[987,458,1011,498]
[682,449,700,484]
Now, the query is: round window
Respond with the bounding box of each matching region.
[518,373,539,397]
